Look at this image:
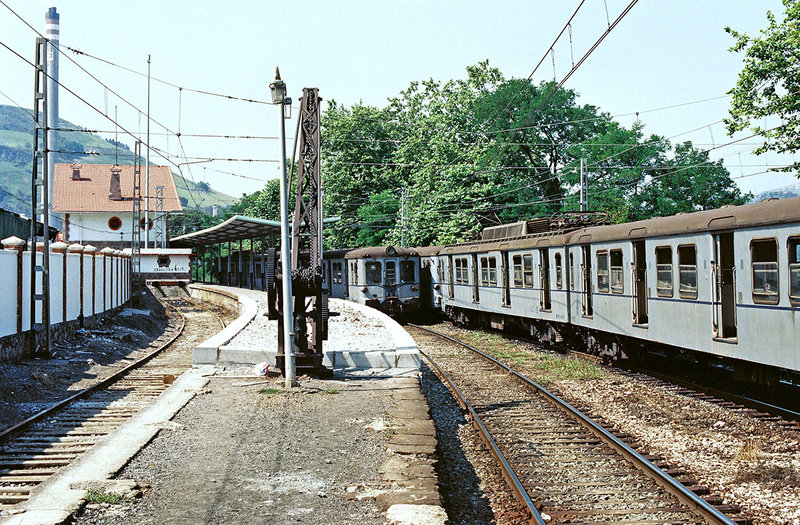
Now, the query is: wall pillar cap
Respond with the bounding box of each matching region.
[68,243,84,253]
[51,241,69,254]
[83,245,98,255]
[100,247,115,256]
[2,236,26,251]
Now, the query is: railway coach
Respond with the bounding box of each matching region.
[422,197,800,386]
[344,246,422,315]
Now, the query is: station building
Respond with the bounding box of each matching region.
[52,163,182,249]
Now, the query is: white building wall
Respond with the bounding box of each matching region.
[0,247,131,343]
[0,251,16,337]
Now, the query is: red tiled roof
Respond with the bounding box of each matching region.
[52,164,183,213]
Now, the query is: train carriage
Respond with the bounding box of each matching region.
[344,246,422,315]
[421,197,800,384]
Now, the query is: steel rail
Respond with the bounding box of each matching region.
[420,346,546,525]
[630,366,800,424]
[0,293,188,443]
[411,323,738,525]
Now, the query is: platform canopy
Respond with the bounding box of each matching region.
[169,215,281,247]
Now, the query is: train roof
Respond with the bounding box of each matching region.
[344,246,419,259]
[565,196,800,245]
[413,245,441,256]
[323,248,354,259]
[435,230,569,255]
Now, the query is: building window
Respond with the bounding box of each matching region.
[596,250,609,293]
[789,237,800,306]
[678,245,698,299]
[400,260,415,283]
[385,261,396,284]
[523,254,534,288]
[366,261,381,285]
[610,249,623,294]
[107,216,122,231]
[655,246,673,297]
[513,255,523,287]
[752,239,779,304]
[555,253,563,289]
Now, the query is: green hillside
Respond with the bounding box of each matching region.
[0,104,236,216]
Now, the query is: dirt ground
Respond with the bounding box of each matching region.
[72,374,398,525]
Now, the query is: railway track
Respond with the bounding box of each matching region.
[0,286,224,511]
[410,324,748,525]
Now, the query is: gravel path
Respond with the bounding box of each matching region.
[73,374,397,525]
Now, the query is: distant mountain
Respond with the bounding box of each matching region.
[0,104,236,216]
[751,182,800,202]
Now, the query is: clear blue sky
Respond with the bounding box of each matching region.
[1,0,797,204]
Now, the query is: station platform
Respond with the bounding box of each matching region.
[2,284,444,525]
[192,285,421,373]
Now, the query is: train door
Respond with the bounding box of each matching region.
[539,248,551,310]
[632,241,648,325]
[581,245,593,316]
[447,255,454,298]
[501,251,511,306]
[471,253,480,303]
[713,233,737,339]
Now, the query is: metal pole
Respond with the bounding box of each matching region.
[145,55,151,248]
[401,187,407,248]
[274,69,296,388]
[579,158,586,212]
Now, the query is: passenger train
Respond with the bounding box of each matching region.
[316,197,800,385]
[417,197,800,386]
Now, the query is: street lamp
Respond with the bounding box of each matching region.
[270,67,297,388]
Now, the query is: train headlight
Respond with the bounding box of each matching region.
[360,286,368,293]
[411,286,419,291]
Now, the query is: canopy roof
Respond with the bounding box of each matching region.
[170,215,281,247]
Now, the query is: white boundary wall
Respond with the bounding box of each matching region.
[0,242,131,339]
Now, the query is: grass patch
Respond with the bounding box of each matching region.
[524,353,605,382]
[258,387,280,395]
[383,428,395,440]
[323,388,339,395]
[84,489,133,505]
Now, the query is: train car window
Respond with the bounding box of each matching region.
[335,262,343,284]
[366,261,381,285]
[596,251,609,293]
[569,253,575,290]
[610,249,623,294]
[455,257,468,285]
[555,253,563,289]
[385,261,397,284]
[655,246,673,297]
[751,239,779,304]
[513,255,523,287]
[488,257,497,286]
[400,260,415,283]
[523,254,534,288]
[678,245,698,299]
[789,237,800,305]
[480,257,490,286]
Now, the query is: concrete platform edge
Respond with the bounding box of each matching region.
[191,284,258,365]
[1,365,214,525]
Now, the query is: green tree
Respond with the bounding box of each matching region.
[637,141,751,218]
[725,0,800,173]
[354,190,401,247]
[321,103,403,248]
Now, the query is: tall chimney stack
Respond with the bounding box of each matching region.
[109,167,123,201]
[45,7,60,224]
